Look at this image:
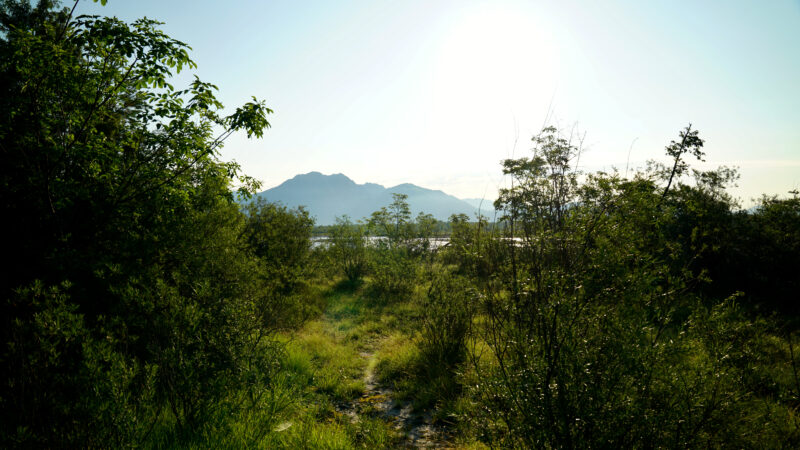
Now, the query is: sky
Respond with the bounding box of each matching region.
[75,0,800,205]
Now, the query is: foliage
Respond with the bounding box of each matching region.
[369,193,414,246]
[440,213,497,282]
[2,2,799,447]
[411,267,476,408]
[742,192,800,314]
[366,194,421,301]
[4,281,157,446]
[329,215,369,284]
[471,125,798,447]
[243,197,315,328]
[0,1,278,445]
[654,123,705,199]
[420,269,474,372]
[709,192,800,316]
[368,246,416,302]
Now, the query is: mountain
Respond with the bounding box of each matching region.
[462,198,498,217]
[254,172,481,225]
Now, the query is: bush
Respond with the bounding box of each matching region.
[243,198,316,328]
[329,216,369,284]
[3,282,156,446]
[368,248,416,302]
[472,126,795,447]
[420,269,474,372]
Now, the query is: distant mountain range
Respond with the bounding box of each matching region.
[254,172,495,225]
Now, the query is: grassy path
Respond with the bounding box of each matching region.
[336,346,448,448]
[277,281,455,448]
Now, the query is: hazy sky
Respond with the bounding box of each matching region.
[75,0,800,205]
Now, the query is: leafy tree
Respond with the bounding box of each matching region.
[369,192,413,246]
[441,213,496,281]
[656,123,705,199]
[0,1,275,444]
[411,211,438,254]
[244,198,313,294]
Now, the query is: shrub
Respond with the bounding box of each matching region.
[369,248,416,302]
[420,270,474,372]
[329,216,369,284]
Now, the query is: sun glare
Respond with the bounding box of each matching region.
[430,5,559,153]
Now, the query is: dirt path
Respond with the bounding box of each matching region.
[336,349,451,448]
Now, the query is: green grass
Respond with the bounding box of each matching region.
[142,260,800,448]
[142,272,483,448]
[270,280,414,448]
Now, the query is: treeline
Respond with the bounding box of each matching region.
[314,214,458,238]
[2,1,800,448]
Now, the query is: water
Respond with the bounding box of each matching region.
[311,236,450,250]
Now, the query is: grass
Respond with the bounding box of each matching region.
[270,279,414,448]
[143,272,484,448]
[142,262,800,448]
[274,273,487,448]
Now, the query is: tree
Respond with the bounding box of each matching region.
[0,1,274,444]
[441,213,496,282]
[655,123,705,200]
[369,192,412,246]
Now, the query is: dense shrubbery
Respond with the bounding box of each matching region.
[0,1,303,445]
[244,198,317,327]
[708,194,800,316]
[353,126,800,447]
[329,216,369,284]
[415,268,475,407]
[420,269,473,372]
[460,126,800,447]
[360,193,433,301]
[368,246,417,301]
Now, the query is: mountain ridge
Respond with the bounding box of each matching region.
[255,172,491,225]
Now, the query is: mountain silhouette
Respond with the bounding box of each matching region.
[255,172,488,225]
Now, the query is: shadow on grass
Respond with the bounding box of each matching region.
[332,278,365,293]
